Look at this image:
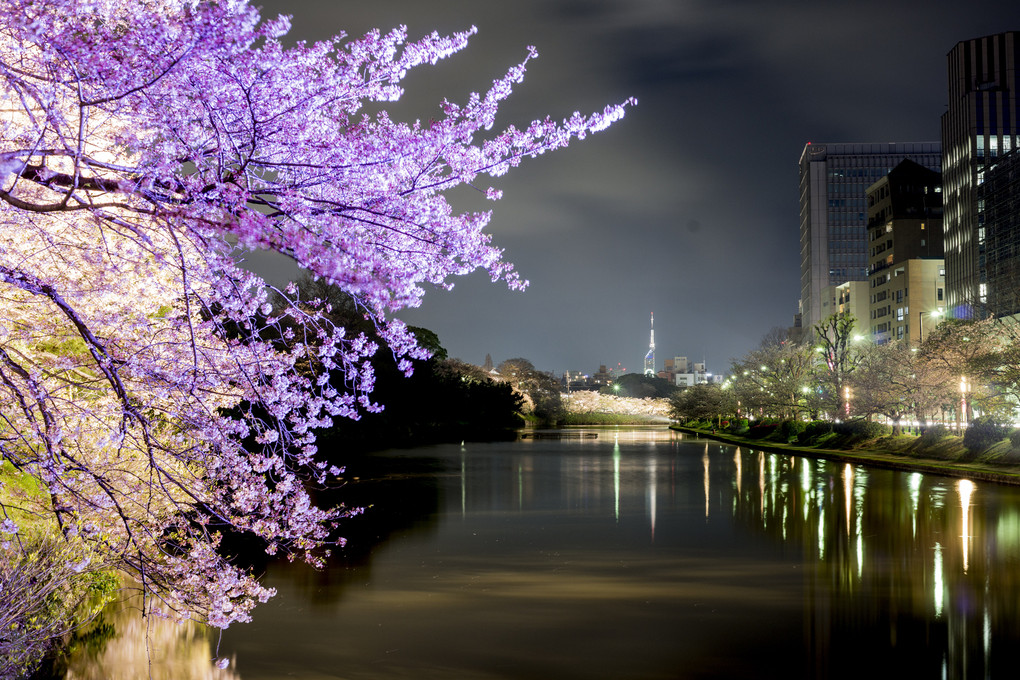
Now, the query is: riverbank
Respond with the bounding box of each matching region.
[670,424,1020,487]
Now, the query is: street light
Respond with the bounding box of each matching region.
[959,375,971,428]
[918,308,943,345]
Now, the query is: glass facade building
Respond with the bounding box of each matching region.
[941,31,1020,318]
[980,148,1020,316]
[799,142,942,331]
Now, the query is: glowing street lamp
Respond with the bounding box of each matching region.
[918,308,943,345]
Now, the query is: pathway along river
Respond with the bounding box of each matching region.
[61,427,1020,679]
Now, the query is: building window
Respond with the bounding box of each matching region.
[938,288,944,301]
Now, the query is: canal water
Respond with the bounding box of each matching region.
[62,428,1020,679]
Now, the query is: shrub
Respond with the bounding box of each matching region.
[797,420,832,444]
[779,420,806,441]
[747,423,779,440]
[1010,428,1020,448]
[832,420,889,439]
[964,416,1010,453]
[918,424,951,448]
[728,418,749,434]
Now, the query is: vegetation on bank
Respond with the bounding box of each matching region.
[0,464,119,678]
[673,416,1020,482]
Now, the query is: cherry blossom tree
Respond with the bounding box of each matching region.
[0,0,632,633]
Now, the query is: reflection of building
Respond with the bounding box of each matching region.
[799,142,942,331]
[941,31,1020,318]
[865,159,945,345]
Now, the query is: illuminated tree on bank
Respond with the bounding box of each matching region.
[0,0,632,632]
[813,315,865,418]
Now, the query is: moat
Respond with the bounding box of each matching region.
[63,427,1020,679]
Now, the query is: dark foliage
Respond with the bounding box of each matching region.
[918,425,952,448]
[747,422,780,439]
[797,421,832,444]
[832,420,889,439]
[613,373,676,399]
[319,355,524,452]
[963,416,1010,453]
[779,420,807,441]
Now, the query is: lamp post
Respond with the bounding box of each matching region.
[959,375,971,428]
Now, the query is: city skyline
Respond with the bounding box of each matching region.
[252,0,1020,375]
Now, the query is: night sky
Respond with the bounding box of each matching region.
[253,0,1020,378]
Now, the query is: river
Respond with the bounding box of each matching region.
[60,427,1020,679]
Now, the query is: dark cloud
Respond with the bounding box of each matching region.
[253,0,1020,376]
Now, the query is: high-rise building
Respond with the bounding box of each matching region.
[799,142,942,331]
[941,31,1020,318]
[980,149,1020,316]
[865,159,945,345]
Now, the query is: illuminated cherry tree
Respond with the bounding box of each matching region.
[0,0,632,629]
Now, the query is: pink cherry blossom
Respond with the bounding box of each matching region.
[0,0,632,630]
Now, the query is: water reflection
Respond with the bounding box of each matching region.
[62,593,237,680]
[63,428,1020,679]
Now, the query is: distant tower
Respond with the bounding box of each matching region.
[644,313,655,376]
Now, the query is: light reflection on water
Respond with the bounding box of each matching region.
[63,428,1020,678]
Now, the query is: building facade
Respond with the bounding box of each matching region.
[941,31,1020,317]
[662,356,710,387]
[799,142,942,331]
[979,148,1020,316]
[818,280,870,331]
[866,160,945,345]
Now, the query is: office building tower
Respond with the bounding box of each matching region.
[865,159,945,345]
[980,148,1020,316]
[941,31,1020,317]
[799,142,942,332]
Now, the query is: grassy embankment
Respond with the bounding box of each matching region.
[671,420,1020,486]
[0,462,119,678]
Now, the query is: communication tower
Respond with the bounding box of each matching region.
[644,313,655,376]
